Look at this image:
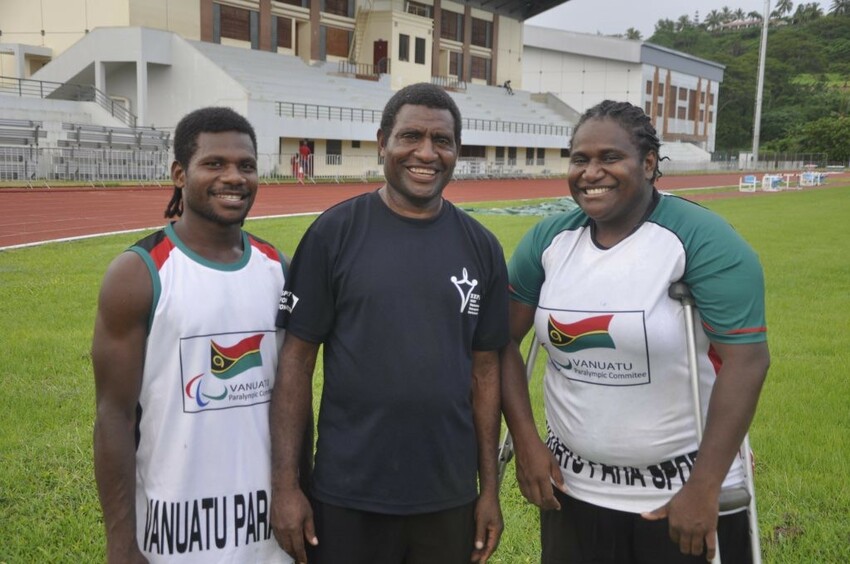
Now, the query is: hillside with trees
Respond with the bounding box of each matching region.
[644,2,850,161]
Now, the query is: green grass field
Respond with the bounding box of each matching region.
[1,186,848,562]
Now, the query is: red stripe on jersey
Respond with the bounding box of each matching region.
[149,236,176,270]
[249,236,280,262]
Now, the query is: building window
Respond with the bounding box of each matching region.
[657,103,663,116]
[508,146,517,165]
[406,1,432,18]
[560,148,569,158]
[699,109,705,121]
[709,111,714,123]
[669,86,677,101]
[399,34,410,62]
[280,0,303,6]
[646,80,652,94]
[327,139,342,165]
[667,99,676,118]
[449,51,463,77]
[495,146,505,163]
[324,0,351,18]
[645,102,652,115]
[415,37,426,64]
[688,89,697,120]
[700,91,706,103]
[441,10,463,42]
[471,18,492,48]
[526,147,535,165]
[677,106,686,119]
[352,140,360,148]
[324,27,351,58]
[461,145,486,158]
[471,56,490,81]
[275,16,293,49]
[537,148,545,165]
[684,89,692,101]
[219,4,252,42]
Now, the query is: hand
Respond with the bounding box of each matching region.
[471,490,503,563]
[271,487,318,564]
[641,481,719,561]
[514,438,565,511]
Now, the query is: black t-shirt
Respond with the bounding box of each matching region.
[278,191,509,514]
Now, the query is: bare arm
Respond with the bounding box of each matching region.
[499,300,564,510]
[270,333,320,563]
[470,349,503,563]
[643,340,770,560]
[92,252,152,563]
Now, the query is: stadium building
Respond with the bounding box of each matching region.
[0,0,722,182]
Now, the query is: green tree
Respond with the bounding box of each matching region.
[792,2,824,23]
[790,115,850,161]
[830,0,850,15]
[705,10,724,31]
[625,27,642,40]
[773,0,794,19]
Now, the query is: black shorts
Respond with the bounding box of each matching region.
[307,498,476,564]
[541,488,751,564]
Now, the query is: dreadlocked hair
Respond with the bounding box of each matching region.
[570,100,667,184]
[164,187,183,218]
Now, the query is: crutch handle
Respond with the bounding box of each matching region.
[719,486,752,512]
[668,281,695,305]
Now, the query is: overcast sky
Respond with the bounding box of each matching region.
[526,0,833,39]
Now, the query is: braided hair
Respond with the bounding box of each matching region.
[569,100,666,184]
[165,107,257,218]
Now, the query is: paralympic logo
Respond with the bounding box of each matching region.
[184,334,265,408]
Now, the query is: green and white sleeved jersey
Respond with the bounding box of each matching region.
[508,192,767,513]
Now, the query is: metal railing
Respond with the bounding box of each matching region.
[0,146,168,183]
[276,101,570,137]
[0,75,138,128]
[337,60,390,77]
[431,75,466,91]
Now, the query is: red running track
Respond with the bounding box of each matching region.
[0,172,840,249]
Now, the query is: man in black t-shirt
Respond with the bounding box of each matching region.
[270,83,509,564]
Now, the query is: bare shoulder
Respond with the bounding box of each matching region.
[96,250,153,330]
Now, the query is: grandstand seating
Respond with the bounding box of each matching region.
[0,119,46,180]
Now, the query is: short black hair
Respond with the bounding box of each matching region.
[570,100,664,183]
[166,107,257,218]
[173,106,257,168]
[380,83,462,146]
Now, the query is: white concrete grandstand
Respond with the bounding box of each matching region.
[0,0,725,183]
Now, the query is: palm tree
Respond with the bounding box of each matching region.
[676,14,692,31]
[625,27,642,40]
[720,6,734,22]
[705,9,723,31]
[772,0,794,19]
[733,8,746,20]
[792,2,823,23]
[747,11,764,21]
[654,18,676,33]
[830,0,850,15]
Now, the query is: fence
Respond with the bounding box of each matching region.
[0,75,138,128]
[0,146,170,184]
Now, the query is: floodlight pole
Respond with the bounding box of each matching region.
[751,0,770,165]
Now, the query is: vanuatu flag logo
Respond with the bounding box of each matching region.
[210,334,264,379]
[548,314,615,353]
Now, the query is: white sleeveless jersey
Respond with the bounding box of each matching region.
[129,223,291,563]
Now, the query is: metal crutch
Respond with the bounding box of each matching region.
[497,335,540,486]
[669,282,762,564]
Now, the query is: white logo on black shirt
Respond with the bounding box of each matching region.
[450,268,480,315]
